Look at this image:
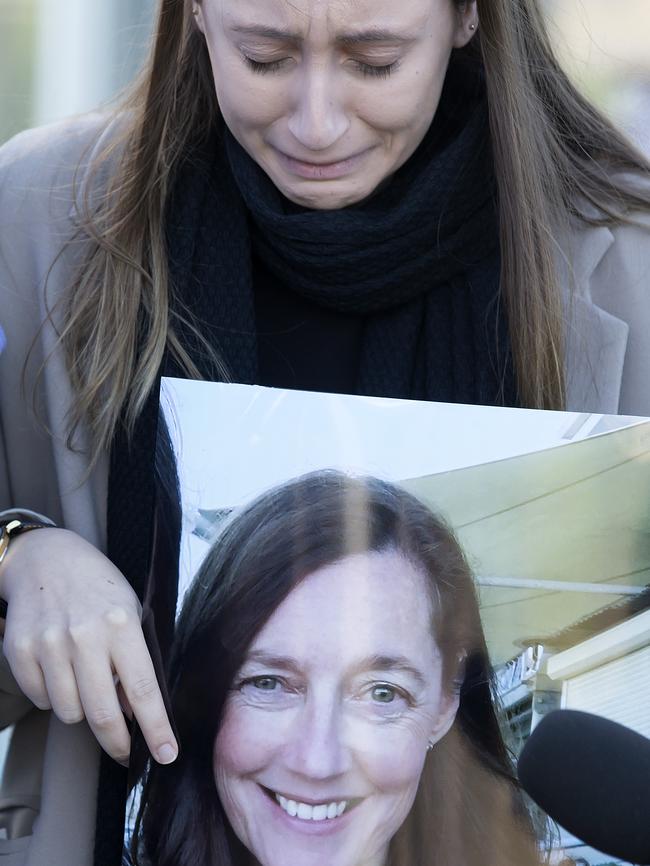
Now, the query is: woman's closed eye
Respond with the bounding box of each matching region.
[242,55,400,79]
[353,60,400,79]
[243,56,289,75]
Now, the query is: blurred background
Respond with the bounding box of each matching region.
[0,0,155,144]
[1,0,650,152]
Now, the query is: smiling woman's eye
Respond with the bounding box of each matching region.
[358,682,413,717]
[250,676,280,691]
[236,674,301,708]
[240,675,286,693]
[371,684,397,703]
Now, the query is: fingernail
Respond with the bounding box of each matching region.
[157,743,178,764]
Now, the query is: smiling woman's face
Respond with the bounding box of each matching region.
[194,0,476,209]
[213,548,459,866]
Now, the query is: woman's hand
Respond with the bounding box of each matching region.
[0,528,178,766]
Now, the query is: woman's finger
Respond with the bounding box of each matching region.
[111,625,178,765]
[73,653,132,765]
[3,633,52,711]
[39,649,84,725]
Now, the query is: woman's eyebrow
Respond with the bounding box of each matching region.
[230,24,302,42]
[241,650,427,685]
[243,649,303,674]
[336,30,417,48]
[351,654,427,687]
[229,23,416,47]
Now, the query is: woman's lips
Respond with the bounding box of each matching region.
[274,147,371,180]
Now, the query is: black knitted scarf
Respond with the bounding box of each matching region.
[96,56,516,866]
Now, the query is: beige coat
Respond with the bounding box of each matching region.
[0,114,649,866]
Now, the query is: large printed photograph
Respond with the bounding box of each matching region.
[124,380,650,866]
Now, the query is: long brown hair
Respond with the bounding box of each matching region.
[56,0,650,464]
[133,470,540,866]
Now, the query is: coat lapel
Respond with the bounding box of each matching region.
[561,222,629,414]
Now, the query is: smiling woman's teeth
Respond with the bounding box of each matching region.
[275,794,347,820]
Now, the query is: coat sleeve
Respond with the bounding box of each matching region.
[0,119,102,519]
[0,121,108,866]
[0,117,112,724]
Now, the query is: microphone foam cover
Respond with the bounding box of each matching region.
[518,710,650,864]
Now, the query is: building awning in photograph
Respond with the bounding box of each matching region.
[401,421,650,665]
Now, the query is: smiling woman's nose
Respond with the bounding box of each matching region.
[283,700,351,780]
[287,70,350,152]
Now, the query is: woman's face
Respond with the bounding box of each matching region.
[213,548,459,866]
[194,0,477,209]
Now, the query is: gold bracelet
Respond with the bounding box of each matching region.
[0,517,57,618]
[0,519,54,567]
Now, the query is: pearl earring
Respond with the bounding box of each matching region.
[469,22,477,31]
[427,741,434,752]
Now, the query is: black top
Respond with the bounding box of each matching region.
[253,253,364,394]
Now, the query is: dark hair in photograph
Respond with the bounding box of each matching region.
[132,470,541,866]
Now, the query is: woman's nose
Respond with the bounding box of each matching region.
[283,697,351,781]
[287,65,350,152]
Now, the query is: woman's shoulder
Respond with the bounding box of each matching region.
[0,112,129,216]
[0,112,108,169]
[0,113,129,320]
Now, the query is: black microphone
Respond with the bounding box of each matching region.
[518,709,650,864]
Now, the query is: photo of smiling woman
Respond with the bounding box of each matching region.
[130,470,541,866]
[1,0,650,857]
